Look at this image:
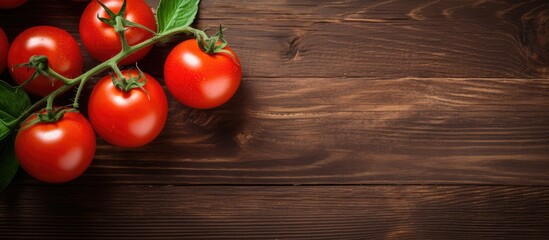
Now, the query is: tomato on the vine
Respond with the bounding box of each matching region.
[15,110,96,183]
[0,27,8,74]
[164,39,242,109]
[79,0,157,65]
[7,26,83,96]
[88,70,168,148]
[0,0,27,9]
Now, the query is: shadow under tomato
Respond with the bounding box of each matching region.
[84,76,251,184]
[153,79,251,159]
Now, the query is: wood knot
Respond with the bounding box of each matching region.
[519,7,549,69]
[284,32,304,61]
[183,109,218,128]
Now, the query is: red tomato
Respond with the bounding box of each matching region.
[15,111,96,183]
[0,0,27,9]
[0,27,8,74]
[7,26,83,96]
[79,0,156,65]
[164,40,242,109]
[88,70,168,147]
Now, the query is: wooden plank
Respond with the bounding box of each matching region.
[2,0,548,78]
[6,77,545,185]
[1,185,548,239]
[149,0,549,78]
[1,1,548,238]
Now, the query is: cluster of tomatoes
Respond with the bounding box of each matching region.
[0,0,242,183]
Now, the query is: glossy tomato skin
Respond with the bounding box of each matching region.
[79,0,156,65]
[0,27,8,74]
[0,0,27,9]
[88,70,168,147]
[164,40,242,109]
[15,111,96,183]
[7,26,83,96]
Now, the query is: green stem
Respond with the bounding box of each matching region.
[45,95,54,113]
[72,77,88,108]
[6,25,197,128]
[111,63,125,80]
[46,68,73,85]
[115,16,131,52]
[7,84,71,128]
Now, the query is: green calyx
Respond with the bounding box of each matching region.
[196,25,227,54]
[13,55,51,89]
[195,25,238,64]
[111,68,148,95]
[19,55,49,74]
[37,107,70,123]
[96,0,156,36]
[20,107,76,130]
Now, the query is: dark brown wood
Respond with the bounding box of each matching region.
[57,77,549,185]
[1,185,549,239]
[190,0,549,78]
[1,0,549,238]
[3,0,549,78]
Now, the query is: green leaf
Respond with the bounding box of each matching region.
[0,134,19,192]
[0,80,31,123]
[0,120,9,142]
[0,80,30,192]
[157,0,200,33]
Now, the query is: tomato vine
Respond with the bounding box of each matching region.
[0,0,241,191]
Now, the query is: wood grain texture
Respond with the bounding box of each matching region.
[2,185,549,239]
[193,0,549,78]
[40,77,543,185]
[2,0,549,78]
[2,0,549,238]
[1,0,549,185]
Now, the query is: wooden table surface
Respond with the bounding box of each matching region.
[2,0,549,239]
